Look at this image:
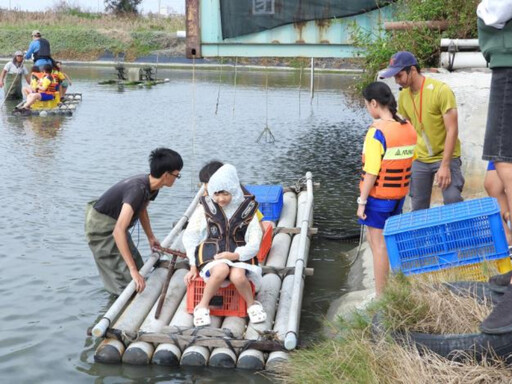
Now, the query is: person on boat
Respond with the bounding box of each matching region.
[477,0,512,335]
[85,148,183,295]
[357,81,417,296]
[182,164,267,327]
[25,30,54,68]
[0,51,30,100]
[17,64,54,113]
[380,51,464,211]
[54,61,72,97]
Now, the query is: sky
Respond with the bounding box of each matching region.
[1,0,185,14]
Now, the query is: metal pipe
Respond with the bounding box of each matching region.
[440,39,480,49]
[284,173,313,350]
[92,186,204,338]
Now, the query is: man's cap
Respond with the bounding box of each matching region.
[379,51,418,78]
[14,50,23,56]
[32,30,41,37]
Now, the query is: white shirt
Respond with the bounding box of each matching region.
[3,61,28,75]
[477,0,512,28]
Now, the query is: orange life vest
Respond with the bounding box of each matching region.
[360,119,417,200]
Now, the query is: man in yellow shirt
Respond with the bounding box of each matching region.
[380,51,464,211]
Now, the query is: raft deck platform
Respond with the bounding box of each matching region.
[13,93,83,116]
[90,172,315,370]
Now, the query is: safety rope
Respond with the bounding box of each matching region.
[338,224,366,268]
[232,57,238,117]
[256,63,276,143]
[215,58,223,115]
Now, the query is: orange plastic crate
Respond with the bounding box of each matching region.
[256,221,274,263]
[186,277,255,317]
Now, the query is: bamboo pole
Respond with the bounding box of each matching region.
[384,21,449,31]
[237,273,282,370]
[94,267,168,363]
[238,191,297,369]
[92,186,204,338]
[285,175,313,350]
[151,295,192,366]
[121,268,188,365]
[209,316,247,368]
[180,315,222,366]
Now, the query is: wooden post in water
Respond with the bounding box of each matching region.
[310,58,315,104]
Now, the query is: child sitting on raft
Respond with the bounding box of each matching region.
[183,164,267,327]
[18,64,55,112]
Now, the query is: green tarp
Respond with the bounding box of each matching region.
[220,0,393,39]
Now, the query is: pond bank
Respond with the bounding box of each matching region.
[327,68,493,323]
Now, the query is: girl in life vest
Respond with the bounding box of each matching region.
[357,81,417,296]
[18,64,55,112]
[183,164,267,327]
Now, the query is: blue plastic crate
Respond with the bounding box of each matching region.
[245,184,284,221]
[383,197,509,276]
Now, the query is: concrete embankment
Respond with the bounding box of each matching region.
[327,68,493,323]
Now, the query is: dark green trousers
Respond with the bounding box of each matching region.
[85,201,143,295]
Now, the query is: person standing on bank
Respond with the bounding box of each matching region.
[476,0,512,335]
[380,51,464,211]
[85,148,183,295]
[0,51,30,100]
[25,30,53,68]
[357,82,417,295]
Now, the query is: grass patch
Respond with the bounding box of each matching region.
[0,9,185,60]
[282,275,511,384]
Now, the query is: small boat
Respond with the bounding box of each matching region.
[89,173,315,370]
[12,93,82,116]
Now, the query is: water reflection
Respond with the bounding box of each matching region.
[0,66,364,383]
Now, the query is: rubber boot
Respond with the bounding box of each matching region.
[488,271,512,293]
[481,284,512,334]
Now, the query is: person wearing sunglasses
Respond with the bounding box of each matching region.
[0,51,30,100]
[85,148,183,295]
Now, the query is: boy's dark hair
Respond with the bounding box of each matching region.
[362,81,407,125]
[42,64,52,73]
[31,65,40,73]
[199,160,224,183]
[149,148,183,178]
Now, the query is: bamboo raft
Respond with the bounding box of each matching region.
[90,172,315,370]
[13,93,83,116]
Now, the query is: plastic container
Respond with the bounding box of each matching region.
[384,197,509,276]
[186,277,255,317]
[415,257,512,282]
[245,184,284,221]
[256,221,273,263]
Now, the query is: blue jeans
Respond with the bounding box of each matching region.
[483,68,512,163]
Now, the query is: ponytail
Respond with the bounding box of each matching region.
[362,82,407,124]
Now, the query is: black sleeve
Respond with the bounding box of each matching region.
[122,185,146,214]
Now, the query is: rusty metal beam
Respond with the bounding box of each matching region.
[186,0,201,58]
